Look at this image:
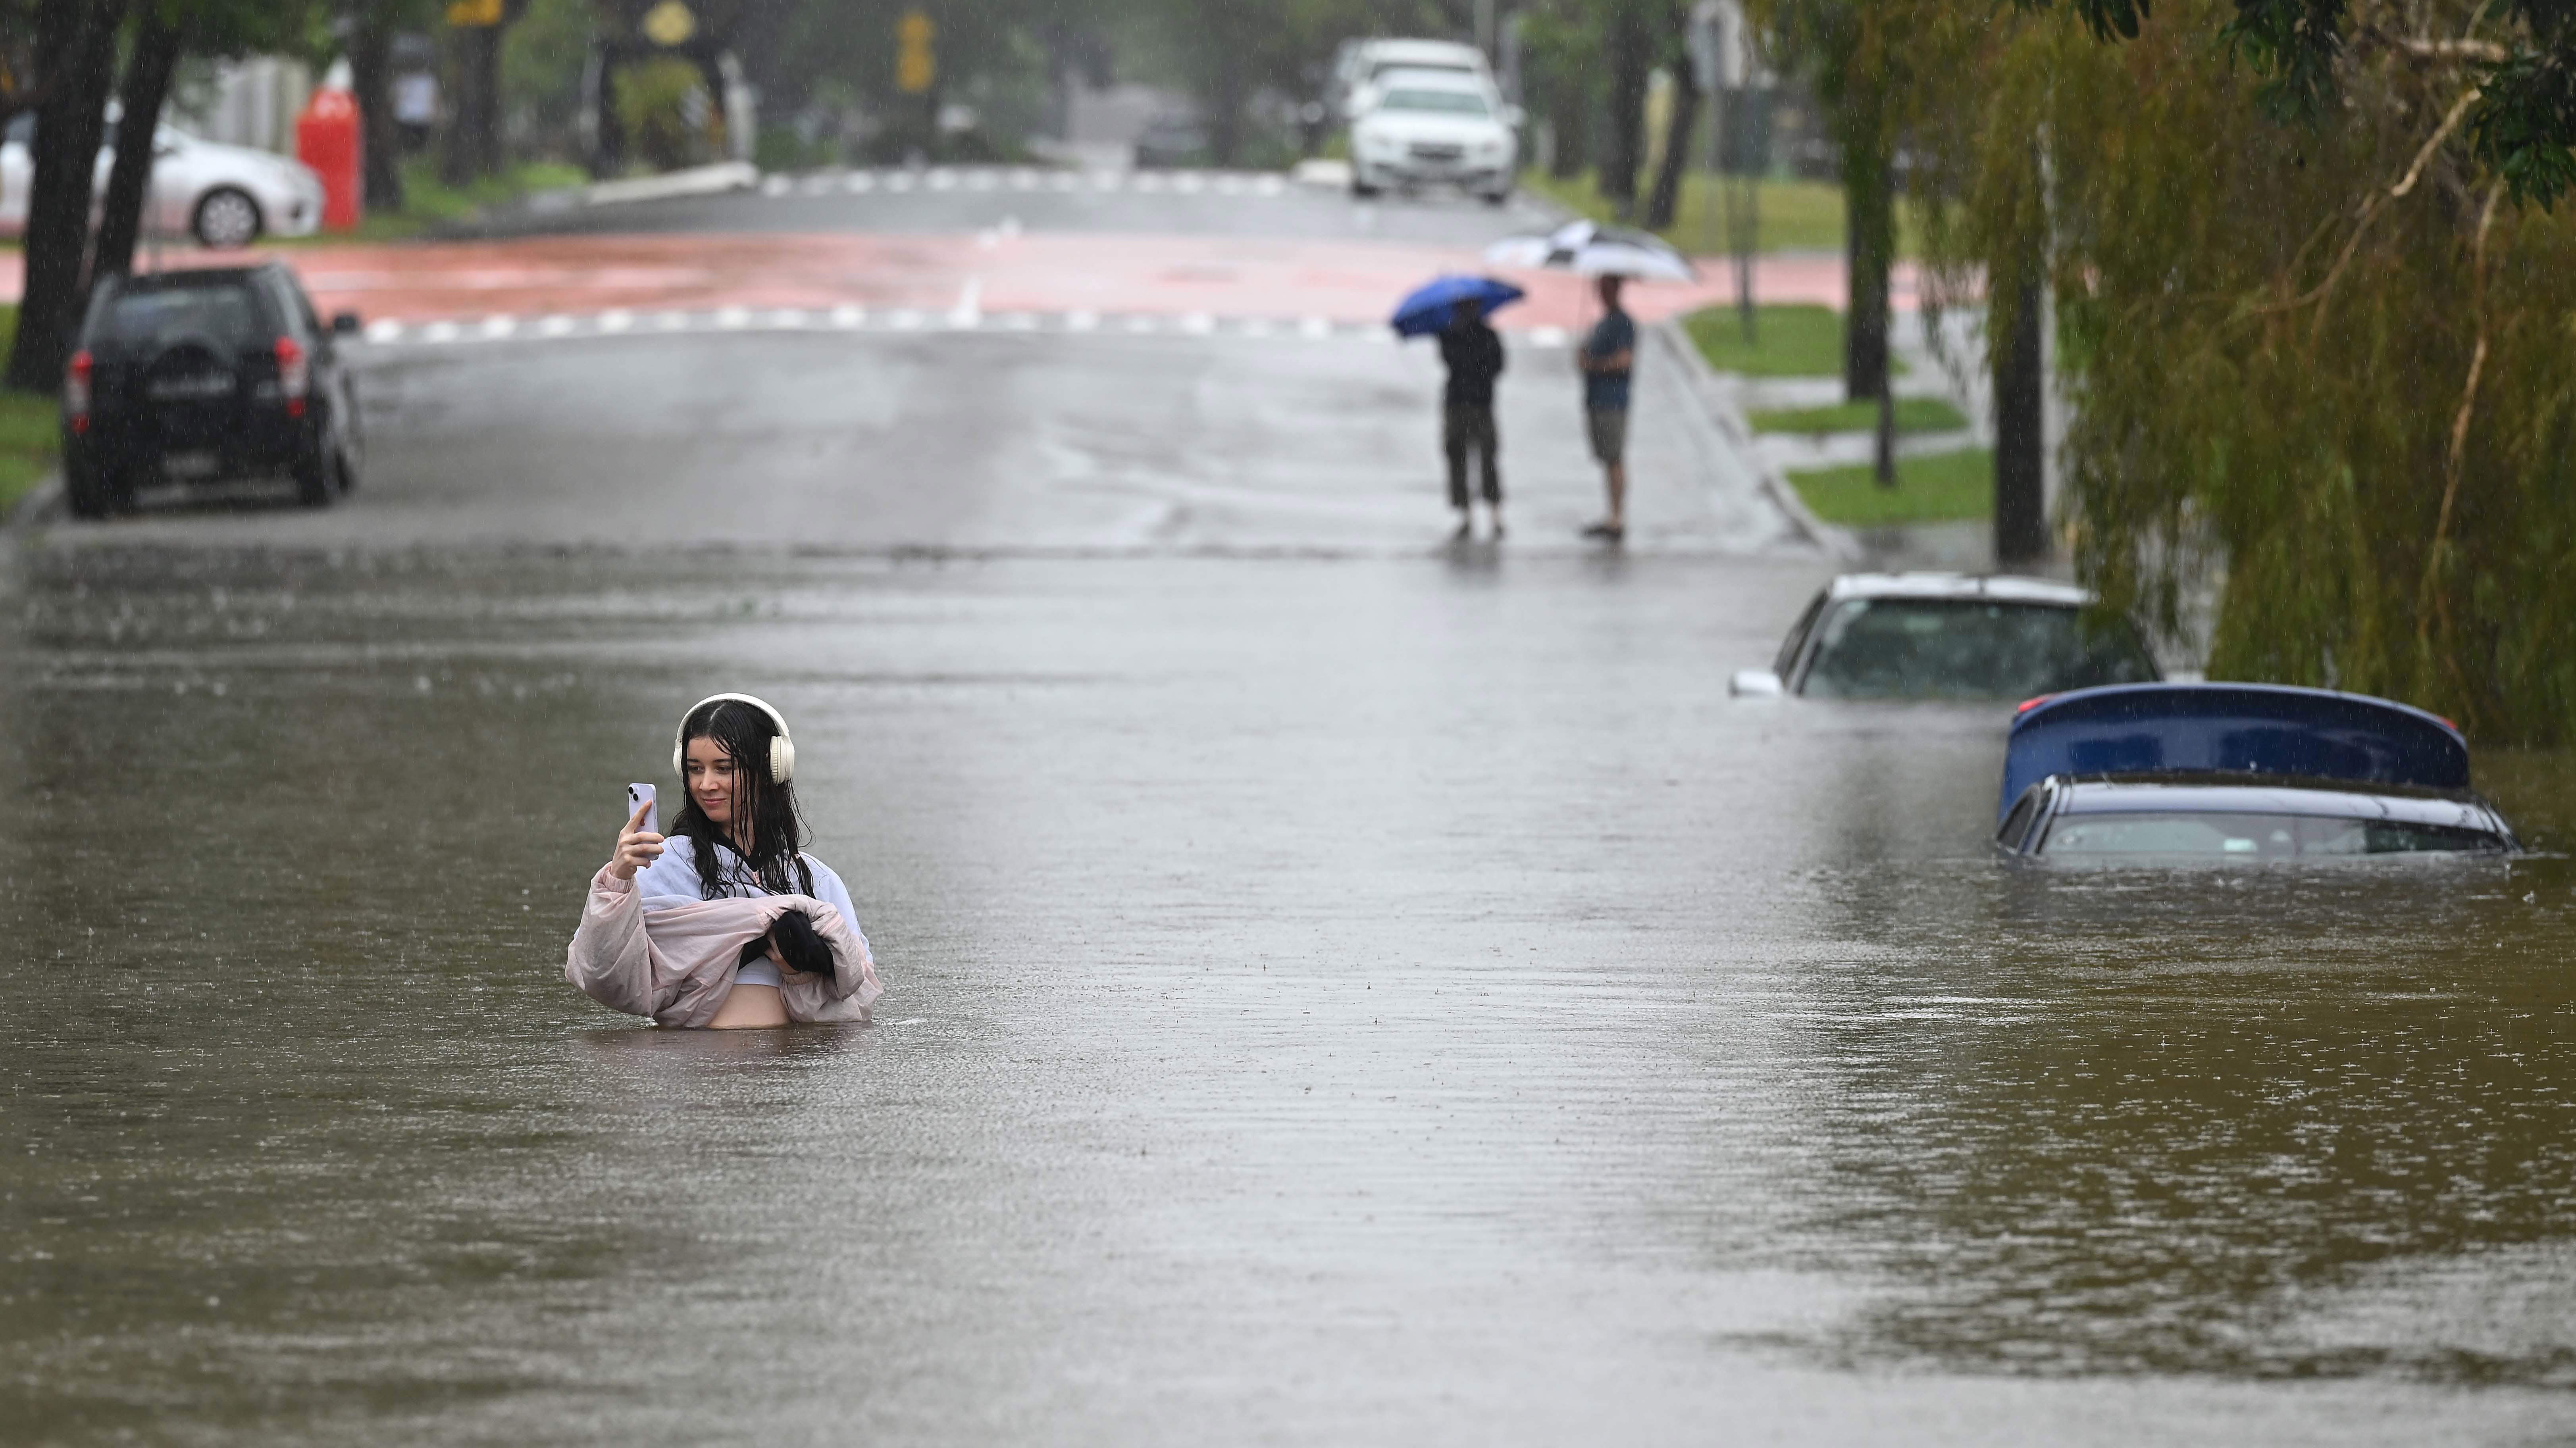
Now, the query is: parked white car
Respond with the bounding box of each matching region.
[1348,68,1519,204]
[0,114,325,248]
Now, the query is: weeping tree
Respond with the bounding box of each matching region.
[1908,0,2576,742]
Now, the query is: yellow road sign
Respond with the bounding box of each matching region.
[446,0,502,25]
[641,0,698,47]
[896,8,936,95]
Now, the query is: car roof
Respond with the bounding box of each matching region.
[2053,778,2506,830]
[1363,39,1488,66]
[1368,67,1492,94]
[1823,572,2093,606]
[106,264,279,292]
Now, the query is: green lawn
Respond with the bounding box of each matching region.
[1523,169,1919,257]
[0,306,58,516]
[1683,303,1906,380]
[1787,447,1994,527]
[1749,396,1968,435]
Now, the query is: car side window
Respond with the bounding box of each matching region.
[273,273,322,341]
[1998,787,2045,851]
[1773,590,1829,680]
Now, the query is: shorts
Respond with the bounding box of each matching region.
[1586,408,1629,465]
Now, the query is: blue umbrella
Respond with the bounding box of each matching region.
[1390,274,1525,337]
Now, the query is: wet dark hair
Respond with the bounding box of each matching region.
[669,698,814,901]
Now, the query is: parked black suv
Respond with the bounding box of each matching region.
[62,262,362,517]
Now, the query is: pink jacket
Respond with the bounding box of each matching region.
[564,866,883,1028]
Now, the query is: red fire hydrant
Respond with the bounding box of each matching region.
[295,81,362,231]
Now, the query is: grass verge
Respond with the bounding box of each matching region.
[1523,170,1918,256]
[1788,448,1993,527]
[1681,304,1908,379]
[0,306,58,516]
[1750,397,1968,435]
[268,158,590,243]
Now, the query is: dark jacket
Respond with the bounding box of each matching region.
[1438,319,1506,408]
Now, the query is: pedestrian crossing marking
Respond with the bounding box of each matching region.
[356,308,1574,349]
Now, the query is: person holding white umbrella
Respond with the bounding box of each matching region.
[1576,273,1638,543]
[1482,221,1696,544]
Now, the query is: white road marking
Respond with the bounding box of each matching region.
[770,308,809,328]
[966,171,997,191]
[1174,173,1205,194]
[927,169,958,190]
[888,309,925,330]
[364,319,404,342]
[997,312,1040,331]
[1255,175,1285,196]
[1530,326,1570,348]
[480,315,516,338]
[715,306,751,329]
[1300,316,1331,339]
[760,175,792,197]
[1065,310,1099,332]
[1123,315,1158,334]
[949,277,984,329]
[829,304,866,328]
[885,172,916,192]
[1180,312,1215,335]
[1090,171,1119,190]
[655,310,690,331]
[1133,173,1165,193]
[422,320,459,343]
[537,315,575,337]
[845,172,876,193]
[1010,169,1038,190]
[599,309,633,333]
[357,303,1473,348]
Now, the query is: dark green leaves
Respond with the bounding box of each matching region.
[2215,0,2345,125]
[2471,49,2576,206]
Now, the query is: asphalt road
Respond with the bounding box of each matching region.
[6,169,2574,1447]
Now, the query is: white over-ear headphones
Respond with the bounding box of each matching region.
[673,693,797,785]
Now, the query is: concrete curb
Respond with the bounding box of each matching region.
[1651,318,1858,559]
[583,161,759,208]
[1,469,62,529]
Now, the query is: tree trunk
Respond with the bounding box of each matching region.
[1600,2,1652,213]
[1209,52,1243,167]
[440,23,502,185]
[1993,270,2047,564]
[1841,128,1892,406]
[4,0,125,393]
[92,15,180,282]
[1643,56,1700,230]
[1547,76,1589,177]
[349,17,404,213]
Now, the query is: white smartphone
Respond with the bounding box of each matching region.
[626,782,657,836]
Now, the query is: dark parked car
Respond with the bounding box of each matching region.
[62,262,362,517]
[1994,683,2521,862]
[1731,573,2162,700]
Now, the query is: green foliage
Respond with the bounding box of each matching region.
[1916,0,2576,742]
[1788,448,1994,525]
[1750,397,1966,433]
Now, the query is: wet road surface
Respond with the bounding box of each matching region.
[6,173,2576,1446]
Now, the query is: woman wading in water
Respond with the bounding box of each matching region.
[568,694,881,1029]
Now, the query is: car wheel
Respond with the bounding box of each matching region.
[293,444,336,508]
[192,187,263,249]
[1481,188,1510,207]
[64,459,110,520]
[1350,178,1380,199]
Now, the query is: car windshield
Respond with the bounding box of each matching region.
[1800,598,2158,699]
[1380,89,1490,116]
[2041,811,2506,859]
[104,283,264,347]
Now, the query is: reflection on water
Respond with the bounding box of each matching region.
[4,541,2574,1440]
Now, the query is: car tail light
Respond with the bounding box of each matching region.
[274,336,308,417]
[64,350,92,433]
[2016,694,2055,714]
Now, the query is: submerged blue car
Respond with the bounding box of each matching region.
[1994,683,2521,862]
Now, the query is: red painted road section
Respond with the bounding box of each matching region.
[0,232,1916,328]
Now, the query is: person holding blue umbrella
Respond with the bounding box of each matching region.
[1392,275,1523,540]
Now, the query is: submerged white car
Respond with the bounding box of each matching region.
[1348,67,1520,204]
[1,114,325,248]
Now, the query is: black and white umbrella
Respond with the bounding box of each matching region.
[1482,219,1698,281]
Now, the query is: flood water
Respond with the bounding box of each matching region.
[5,539,2573,1444]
